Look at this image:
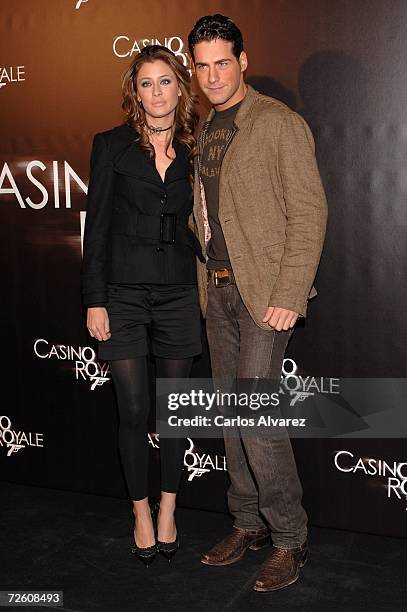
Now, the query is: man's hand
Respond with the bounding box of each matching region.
[87,307,111,341]
[262,306,299,331]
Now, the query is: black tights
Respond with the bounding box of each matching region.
[109,357,192,501]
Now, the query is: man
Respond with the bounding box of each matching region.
[188,15,327,592]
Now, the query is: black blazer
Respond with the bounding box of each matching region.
[81,124,203,308]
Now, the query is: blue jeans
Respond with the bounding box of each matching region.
[205,281,308,549]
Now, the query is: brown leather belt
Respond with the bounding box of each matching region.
[208,268,236,287]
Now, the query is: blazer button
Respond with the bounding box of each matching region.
[156,247,163,252]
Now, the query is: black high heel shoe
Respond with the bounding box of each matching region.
[131,507,158,567]
[156,505,180,563]
[130,542,158,567]
[157,535,180,562]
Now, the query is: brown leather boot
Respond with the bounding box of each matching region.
[201,526,270,566]
[253,540,308,592]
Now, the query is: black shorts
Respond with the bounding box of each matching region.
[98,283,202,361]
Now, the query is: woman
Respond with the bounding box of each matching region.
[81,45,202,566]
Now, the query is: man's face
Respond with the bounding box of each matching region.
[193,39,247,110]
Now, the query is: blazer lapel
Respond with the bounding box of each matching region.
[165,138,190,184]
[218,86,258,217]
[113,133,162,185]
[113,132,188,185]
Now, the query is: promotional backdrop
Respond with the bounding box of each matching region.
[1,0,406,537]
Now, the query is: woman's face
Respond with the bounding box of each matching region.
[136,59,181,123]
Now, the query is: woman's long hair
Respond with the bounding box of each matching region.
[122,45,198,161]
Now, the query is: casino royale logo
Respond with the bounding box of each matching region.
[184,438,227,481]
[0,160,86,209]
[33,339,111,391]
[280,359,340,406]
[334,450,407,508]
[0,416,44,457]
[113,35,191,72]
[0,66,25,90]
[148,434,227,481]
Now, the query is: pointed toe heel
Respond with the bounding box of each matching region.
[131,543,158,567]
[157,536,180,563]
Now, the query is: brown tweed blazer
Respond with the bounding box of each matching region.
[190,85,328,329]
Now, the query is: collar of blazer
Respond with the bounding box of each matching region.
[198,84,258,173]
[196,83,260,183]
[112,124,187,185]
[194,85,260,246]
[200,83,258,134]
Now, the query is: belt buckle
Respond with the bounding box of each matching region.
[214,268,231,288]
[160,213,177,244]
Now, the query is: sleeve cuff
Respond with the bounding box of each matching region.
[82,290,108,308]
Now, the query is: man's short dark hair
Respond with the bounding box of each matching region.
[188,14,244,62]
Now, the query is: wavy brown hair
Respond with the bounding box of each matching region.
[121,45,198,161]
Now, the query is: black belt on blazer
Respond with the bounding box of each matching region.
[111,211,205,262]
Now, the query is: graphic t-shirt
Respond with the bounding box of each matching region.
[200,101,241,270]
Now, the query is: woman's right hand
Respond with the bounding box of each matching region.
[87,307,111,341]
